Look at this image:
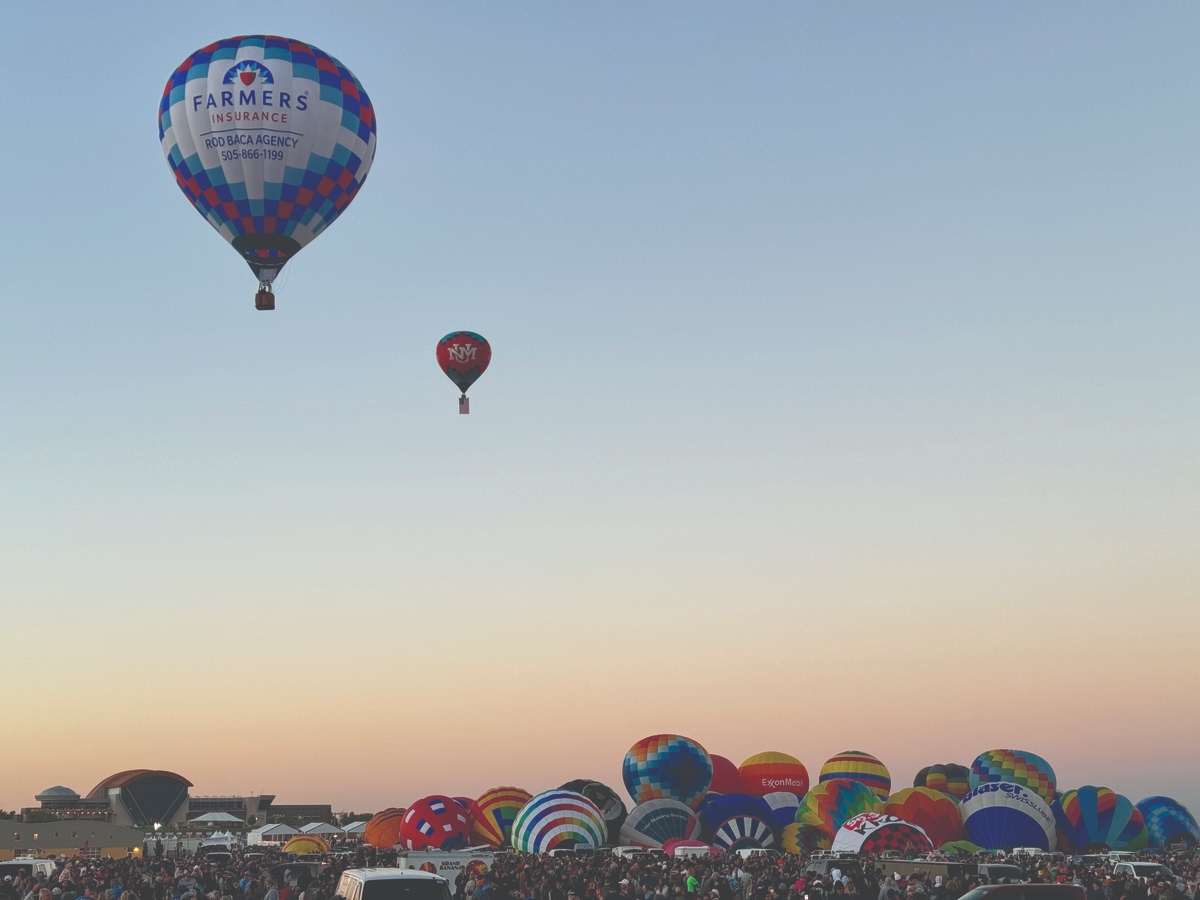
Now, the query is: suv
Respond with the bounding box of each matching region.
[335,870,453,900]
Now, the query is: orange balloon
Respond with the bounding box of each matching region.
[364,807,407,848]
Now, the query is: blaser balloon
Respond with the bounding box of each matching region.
[160,35,377,309]
[437,332,491,414]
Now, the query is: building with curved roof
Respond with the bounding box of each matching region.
[86,770,193,829]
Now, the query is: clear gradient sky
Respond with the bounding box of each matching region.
[0,2,1197,816]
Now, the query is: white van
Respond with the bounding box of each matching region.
[673,846,712,859]
[736,849,779,859]
[0,860,58,880]
[335,869,452,900]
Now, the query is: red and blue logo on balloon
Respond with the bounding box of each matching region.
[223,60,274,86]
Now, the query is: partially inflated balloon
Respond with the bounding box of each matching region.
[470,787,530,848]
[885,787,963,848]
[364,808,406,848]
[969,749,1057,806]
[623,735,713,809]
[711,813,778,851]
[796,779,883,840]
[709,756,743,795]
[961,783,1056,851]
[819,751,891,799]
[738,752,810,797]
[399,796,471,850]
[282,835,328,854]
[159,36,376,306]
[781,822,831,855]
[512,790,606,852]
[1053,787,1148,853]
[697,794,777,840]
[832,813,932,855]
[1136,797,1200,849]
[620,799,702,849]
[762,792,801,832]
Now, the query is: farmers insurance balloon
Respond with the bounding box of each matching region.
[159,36,377,309]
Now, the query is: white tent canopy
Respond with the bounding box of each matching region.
[192,812,245,824]
[343,821,368,834]
[247,823,300,845]
[300,822,344,835]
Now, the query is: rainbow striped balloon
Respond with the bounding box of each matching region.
[969,749,1057,806]
[819,751,891,799]
[470,786,531,848]
[511,790,607,852]
[796,778,883,839]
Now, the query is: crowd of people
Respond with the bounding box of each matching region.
[0,844,1197,900]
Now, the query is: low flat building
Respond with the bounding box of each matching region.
[0,820,145,860]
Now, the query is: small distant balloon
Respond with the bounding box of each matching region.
[437,331,491,414]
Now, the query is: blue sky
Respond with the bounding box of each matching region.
[0,2,1197,813]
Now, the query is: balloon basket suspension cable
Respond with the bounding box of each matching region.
[459,394,470,415]
[255,281,275,311]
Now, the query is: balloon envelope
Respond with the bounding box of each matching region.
[159,36,376,285]
[969,749,1057,806]
[697,794,777,840]
[831,813,932,855]
[709,755,743,795]
[884,787,963,849]
[781,822,831,855]
[282,834,329,854]
[470,787,530,848]
[560,780,627,846]
[363,808,406,848]
[512,790,607,853]
[738,752,810,798]
[437,332,492,395]
[620,799,702,849]
[796,779,884,840]
[623,734,713,810]
[819,751,891,800]
[711,814,778,851]
[914,764,971,801]
[762,792,801,832]
[399,795,471,850]
[1136,797,1200,849]
[1053,787,1148,853]
[960,783,1056,851]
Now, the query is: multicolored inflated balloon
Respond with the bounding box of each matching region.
[819,751,891,800]
[1136,797,1200,849]
[620,799,702,849]
[399,795,471,850]
[282,834,329,854]
[560,779,627,846]
[738,752,810,798]
[623,734,713,810]
[511,790,607,852]
[969,749,1057,806]
[795,779,883,839]
[781,822,831,855]
[470,787,531,848]
[914,764,971,801]
[960,783,1056,851]
[708,755,744,795]
[437,332,492,413]
[831,813,932,855]
[1053,787,1148,853]
[363,807,406,848]
[884,787,963,848]
[159,36,377,309]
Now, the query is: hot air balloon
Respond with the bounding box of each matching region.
[781,822,831,855]
[1136,797,1200,849]
[884,787,963,848]
[1053,787,1148,853]
[697,794,778,840]
[159,36,377,310]
[709,755,744,795]
[819,751,891,800]
[831,813,932,855]
[620,799,702,849]
[282,834,329,854]
[437,332,492,413]
[914,764,971,801]
[623,734,713,809]
[711,813,779,852]
[738,752,810,798]
[960,783,1056,851]
[470,787,531,848]
[399,795,471,850]
[560,780,627,846]
[969,749,1057,806]
[363,807,406,848]
[795,779,884,840]
[511,790,606,852]
[762,792,802,832]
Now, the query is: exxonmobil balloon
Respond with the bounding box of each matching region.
[159,36,377,309]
